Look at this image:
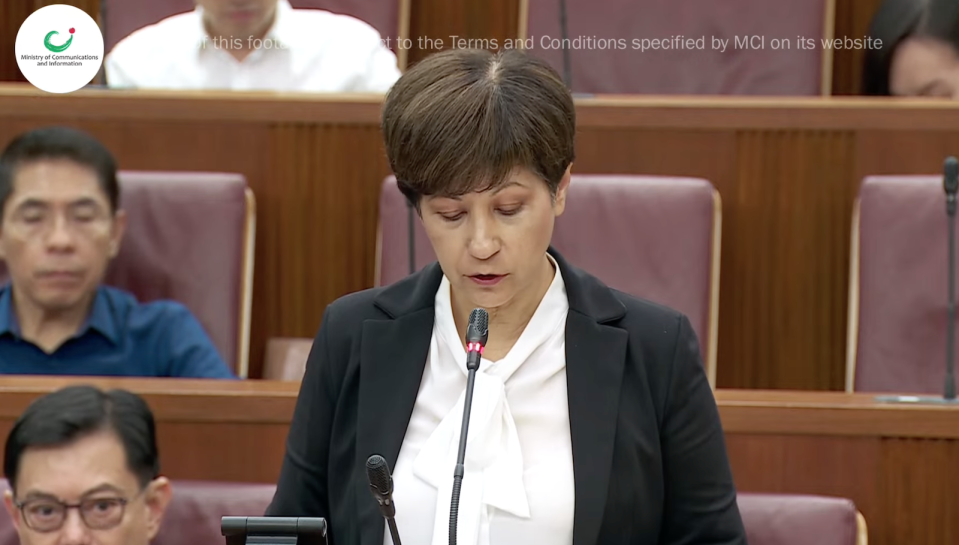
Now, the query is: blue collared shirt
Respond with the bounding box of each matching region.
[0,285,236,378]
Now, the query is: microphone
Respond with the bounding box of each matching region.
[366,454,401,545]
[945,156,958,400]
[449,308,489,545]
[367,454,402,545]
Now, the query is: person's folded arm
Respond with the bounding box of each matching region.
[659,315,747,545]
[266,305,337,523]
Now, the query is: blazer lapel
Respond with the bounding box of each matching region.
[551,248,628,545]
[355,265,443,545]
[566,312,628,545]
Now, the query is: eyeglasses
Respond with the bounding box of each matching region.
[14,496,131,533]
[8,212,112,239]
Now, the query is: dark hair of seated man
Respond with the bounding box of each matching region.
[0,127,235,378]
[3,385,173,545]
[863,0,959,97]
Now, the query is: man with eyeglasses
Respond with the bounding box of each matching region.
[0,127,234,377]
[2,385,173,545]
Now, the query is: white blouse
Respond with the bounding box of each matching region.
[386,255,575,545]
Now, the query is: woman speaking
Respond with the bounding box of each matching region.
[266,48,747,545]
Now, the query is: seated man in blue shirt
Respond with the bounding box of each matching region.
[0,127,235,378]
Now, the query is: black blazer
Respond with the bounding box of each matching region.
[266,249,746,545]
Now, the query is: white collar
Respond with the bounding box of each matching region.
[435,252,566,368]
[413,253,568,545]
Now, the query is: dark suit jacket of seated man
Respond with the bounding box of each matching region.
[0,126,235,379]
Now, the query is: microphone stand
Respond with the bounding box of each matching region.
[387,516,402,545]
[449,360,479,545]
[449,309,488,545]
[877,156,959,404]
[946,163,957,400]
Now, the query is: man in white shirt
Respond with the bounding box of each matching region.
[105,0,401,93]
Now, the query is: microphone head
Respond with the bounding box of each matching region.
[945,156,959,194]
[466,308,489,345]
[366,454,392,496]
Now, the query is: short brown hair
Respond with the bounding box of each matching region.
[381,48,575,209]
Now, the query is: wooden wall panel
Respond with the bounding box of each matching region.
[856,131,959,178]
[156,423,289,481]
[881,439,959,545]
[0,2,31,84]
[727,435,885,543]
[0,420,290,483]
[728,130,856,390]
[405,0,520,65]
[267,124,390,346]
[831,0,883,95]
[0,376,300,483]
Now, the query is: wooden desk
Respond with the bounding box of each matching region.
[0,379,955,545]
[0,377,300,484]
[3,86,959,391]
[718,389,959,545]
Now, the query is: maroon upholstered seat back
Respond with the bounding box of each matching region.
[737,493,862,545]
[153,481,276,545]
[102,0,407,62]
[0,171,255,377]
[376,175,721,383]
[849,175,955,393]
[0,479,275,545]
[524,0,830,95]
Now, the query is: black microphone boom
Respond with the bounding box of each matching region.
[449,308,489,545]
[367,454,402,545]
[944,156,958,400]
